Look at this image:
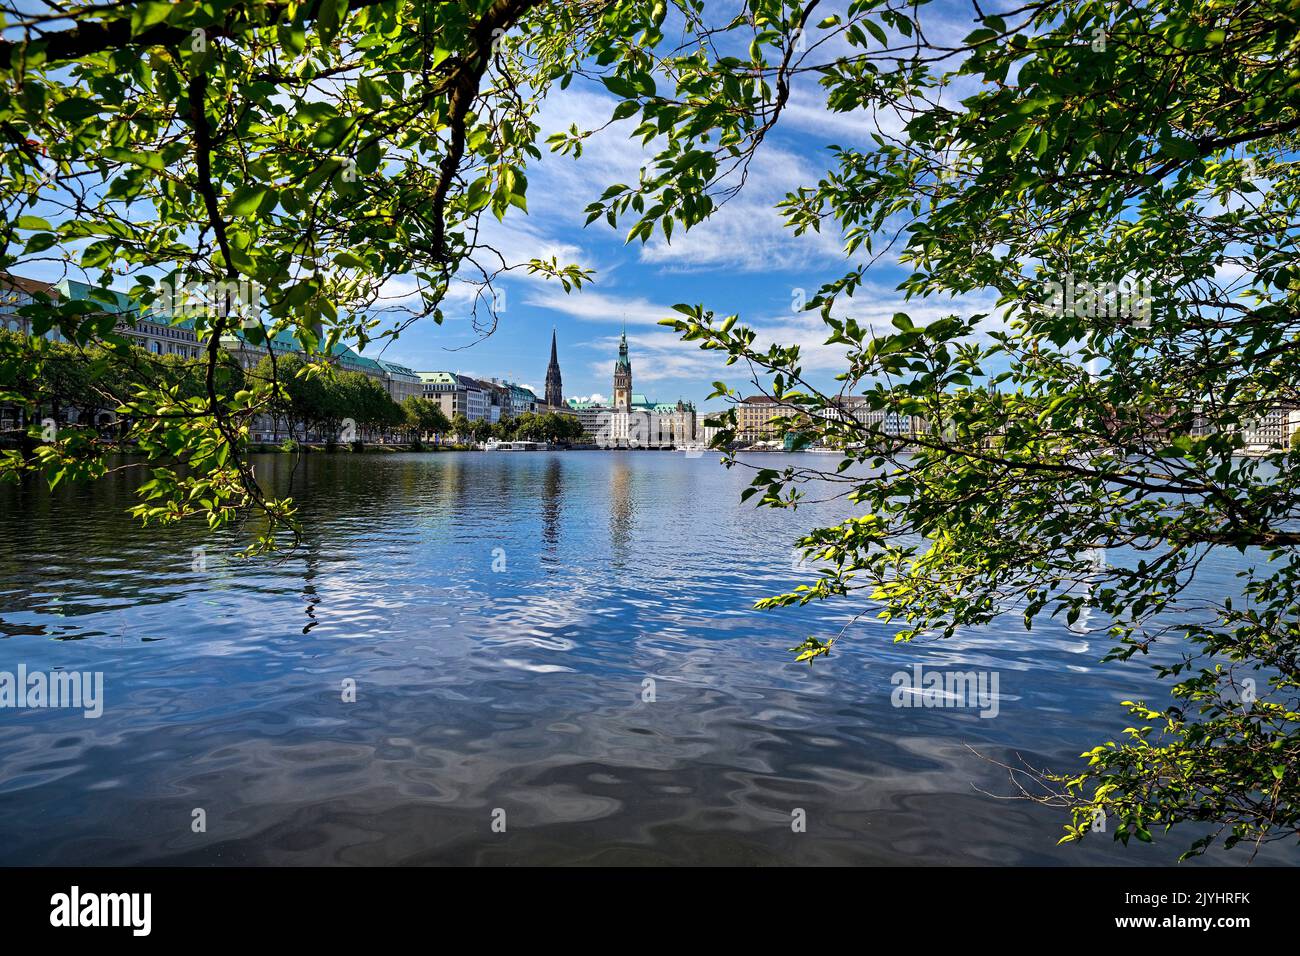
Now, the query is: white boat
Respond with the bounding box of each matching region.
[487,440,548,451]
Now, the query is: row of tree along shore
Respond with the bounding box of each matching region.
[0,332,586,452]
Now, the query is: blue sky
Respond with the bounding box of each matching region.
[372,0,1253,408]
[377,80,868,407]
[384,78,989,409]
[6,1,1001,408]
[375,3,999,409]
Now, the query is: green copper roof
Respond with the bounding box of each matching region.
[54,278,207,331]
[27,275,430,379]
[218,326,385,374]
[338,351,383,373]
[615,327,631,371]
[55,278,137,315]
[377,358,419,378]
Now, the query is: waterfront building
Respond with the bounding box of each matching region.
[567,399,608,440]
[0,274,60,434]
[1,273,60,336]
[222,330,413,442]
[567,333,696,447]
[1238,407,1299,451]
[377,359,422,404]
[488,378,537,418]
[459,374,489,421]
[736,395,805,442]
[419,372,500,422]
[697,419,724,448]
[828,396,924,442]
[475,378,508,423]
[3,273,209,431]
[3,273,206,357]
[419,371,455,417]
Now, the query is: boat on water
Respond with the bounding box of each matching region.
[485,440,548,451]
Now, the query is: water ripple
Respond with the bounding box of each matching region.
[0,451,1292,865]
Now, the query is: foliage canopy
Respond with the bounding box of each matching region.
[2,0,1299,856]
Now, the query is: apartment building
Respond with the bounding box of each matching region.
[1238,407,1299,451]
[3,273,205,357]
[376,359,422,404]
[736,395,805,442]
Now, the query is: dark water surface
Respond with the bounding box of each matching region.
[0,451,1292,865]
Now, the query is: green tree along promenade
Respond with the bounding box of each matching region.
[1,0,1297,855]
[250,352,411,444]
[1,328,431,450]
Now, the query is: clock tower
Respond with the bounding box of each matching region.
[612,327,632,411]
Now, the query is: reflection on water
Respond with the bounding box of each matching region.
[609,457,633,566]
[541,456,562,557]
[0,451,1293,865]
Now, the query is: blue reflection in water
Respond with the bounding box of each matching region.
[0,451,1291,865]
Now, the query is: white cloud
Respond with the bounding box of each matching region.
[636,143,847,273]
[524,84,850,274]
[563,283,1005,392]
[523,286,675,326]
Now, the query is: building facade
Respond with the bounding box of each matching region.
[612,328,632,411]
[378,359,422,404]
[1238,407,1298,451]
[3,273,207,357]
[1,273,59,337]
[4,272,420,442]
[736,395,805,442]
[829,396,924,442]
[566,334,696,448]
[489,379,536,418]
[476,378,507,423]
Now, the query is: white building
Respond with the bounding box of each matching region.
[1238,407,1298,451]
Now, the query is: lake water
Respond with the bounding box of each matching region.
[0,450,1292,865]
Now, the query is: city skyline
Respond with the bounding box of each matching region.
[0,26,994,410]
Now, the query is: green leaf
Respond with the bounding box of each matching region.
[130,2,172,36]
[227,186,269,217]
[602,76,639,99]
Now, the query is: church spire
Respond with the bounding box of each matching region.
[544,326,564,408]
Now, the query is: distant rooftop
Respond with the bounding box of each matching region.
[0,272,59,298]
[377,358,420,379]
